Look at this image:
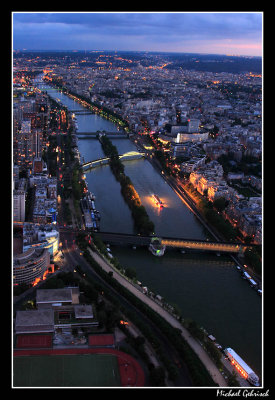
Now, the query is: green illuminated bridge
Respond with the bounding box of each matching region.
[81,151,146,171]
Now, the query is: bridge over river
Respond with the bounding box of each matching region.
[77,132,128,138]
[94,231,251,255]
[81,151,146,170]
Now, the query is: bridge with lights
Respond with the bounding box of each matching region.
[93,231,252,256]
[81,151,146,171]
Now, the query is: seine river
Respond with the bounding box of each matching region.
[37,79,262,379]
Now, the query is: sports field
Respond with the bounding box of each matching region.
[13,353,121,387]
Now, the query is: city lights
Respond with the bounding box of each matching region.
[12,13,262,388]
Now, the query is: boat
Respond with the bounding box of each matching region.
[242,271,252,280]
[152,194,164,207]
[224,348,260,386]
[149,237,166,256]
[249,278,257,287]
[88,192,96,201]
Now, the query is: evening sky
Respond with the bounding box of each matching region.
[12,12,263,57]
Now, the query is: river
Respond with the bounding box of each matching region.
[37,78,262,379]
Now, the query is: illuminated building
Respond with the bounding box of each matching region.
[176,131,209,143]
[207,183,229,202]
[13,92,49,169]
[32,199,58,224]
[34,94,49,131]
[14,119,33,168]
[23,222,59,257]
[160,126,208,144]
[197,176,208,195]
[13,247,50,286]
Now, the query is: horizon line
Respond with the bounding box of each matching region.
[13,49,262,58]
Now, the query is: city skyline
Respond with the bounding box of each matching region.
[12,25,263,387]
[13,11,263,57]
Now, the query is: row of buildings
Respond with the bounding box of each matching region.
[43,60,261,138]
[188,160,262,243]
[13,86,60,287]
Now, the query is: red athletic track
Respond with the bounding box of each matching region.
[14,347,145,387]
[16,334,52,348]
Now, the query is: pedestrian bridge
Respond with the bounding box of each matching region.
[81,151,146,171]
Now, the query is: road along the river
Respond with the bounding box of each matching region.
[87,247,228,387]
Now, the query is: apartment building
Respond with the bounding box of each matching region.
[13,247,51,286]
[13,190,25,223]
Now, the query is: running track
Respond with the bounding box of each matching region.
[14,347,145,387]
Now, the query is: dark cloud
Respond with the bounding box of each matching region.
[12,12,262,55]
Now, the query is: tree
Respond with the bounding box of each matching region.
[149,366,166,386]
[213,197,228,212]
[134,336,145,347]
[228,371,240,386]
[125,267,137,280]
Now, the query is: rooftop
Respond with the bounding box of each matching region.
[15,309,54,334]
[36,287,79,305]
[74,304,94,319]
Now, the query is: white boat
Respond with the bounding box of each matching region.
[224,348,260,386]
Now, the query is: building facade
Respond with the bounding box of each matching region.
[13,190,25,223]
[13,247,50,286]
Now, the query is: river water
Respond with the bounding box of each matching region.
[37,79,262,379]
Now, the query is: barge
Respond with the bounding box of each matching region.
[152,194,164,208]
[80,192,100,231]
[224,347,260,386]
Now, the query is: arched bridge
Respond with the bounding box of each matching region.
[81,151,146,171]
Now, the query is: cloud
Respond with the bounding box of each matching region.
[12,12,262,55]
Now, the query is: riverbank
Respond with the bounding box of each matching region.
[86,243,228,387]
